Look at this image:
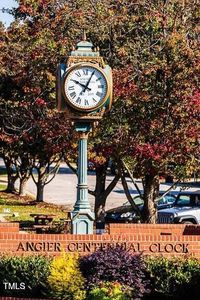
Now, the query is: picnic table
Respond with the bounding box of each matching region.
[30,213,56,233]
[60,212,72,233]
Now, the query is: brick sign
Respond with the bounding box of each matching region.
[0,223,200,258]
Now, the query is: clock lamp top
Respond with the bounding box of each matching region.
[70,32,100,58]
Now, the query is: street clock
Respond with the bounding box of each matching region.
[56,33,113,234]
[57,34,112,120]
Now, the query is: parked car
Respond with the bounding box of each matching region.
[88,160,96,171]
[105,193,176,223]
[157,191,200,224]
[88,159,115,173]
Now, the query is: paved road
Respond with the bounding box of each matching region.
[25,164,145,210]
[0,160,199,210]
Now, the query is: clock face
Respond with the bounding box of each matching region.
[63,64,108,111]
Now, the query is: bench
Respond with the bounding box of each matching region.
[30,213,56,233]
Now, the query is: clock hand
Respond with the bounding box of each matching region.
[71,79,91,91]
[83,70,95,92]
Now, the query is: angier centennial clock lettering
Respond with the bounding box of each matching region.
[63,63,109,111]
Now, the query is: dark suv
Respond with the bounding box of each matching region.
[105,193,176,223]
[157,191,200,224]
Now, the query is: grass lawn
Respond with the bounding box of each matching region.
[0,184,6,191]
[0,189,67,230]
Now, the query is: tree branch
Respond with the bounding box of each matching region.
[120,169,142,218]
[66,161,78,176]
[31,168,37,185]
[88,189,96,196]
[45,163,60,185]
[121,159,143,197]
[154,179,181,203]
[101,173,120,200]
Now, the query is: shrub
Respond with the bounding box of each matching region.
[145,256,200,299]
[47,251,86,300]
[87,281,133,300]
[79,245,151,299]
[0,255,51,297]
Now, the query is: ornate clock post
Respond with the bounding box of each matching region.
[56,33,112,234]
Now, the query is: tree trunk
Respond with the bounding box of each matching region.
[4,157,18,193]
[6,175,17,193]
[94,164,120,222]
[141,174,159,223]
[94,164,108,221]
[19,177,29,196]
[18,156,32,196]
[36,181,45,202]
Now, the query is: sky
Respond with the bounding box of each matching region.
[0,0,18,27]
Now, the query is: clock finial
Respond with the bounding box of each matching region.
[83,29,87,41]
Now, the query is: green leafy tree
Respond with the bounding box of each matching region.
[90,0,200,222]
[1,0,199,220]
[0,99,73,200]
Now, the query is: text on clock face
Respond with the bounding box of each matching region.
[64,66,108,108]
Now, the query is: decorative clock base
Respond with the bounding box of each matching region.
[71,211,94,234]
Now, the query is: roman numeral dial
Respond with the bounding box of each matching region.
[63,65,108,111]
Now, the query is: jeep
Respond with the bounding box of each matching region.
[157,191,200,224]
